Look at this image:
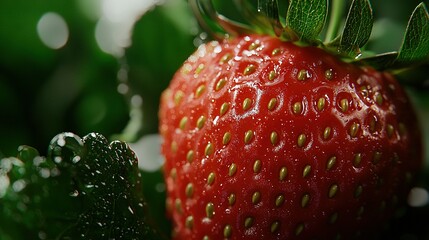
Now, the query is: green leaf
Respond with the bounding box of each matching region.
[395,63,429,87]
[338,0,373,57]
[286,0,328,41]
[324,0,347,42]
[257,0,283,36]
[0,132,163,239]
[358,52,398,70]
[396,3,429,64]
[359,3,429,71]
[190,0,228,37]
[230,0,284,37]
[190,0,253,38]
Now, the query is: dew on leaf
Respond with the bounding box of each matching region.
[50,168,60,177]
[0,175,10,198]
[48,132,85,167]
[73,156,81,164]
[12,179,26,192]
[33,156,45,167]
[1,132,160,239]
[128,206,135,214]
[69,190,79,197]
[54,156,62,164]
[38,231,47,240]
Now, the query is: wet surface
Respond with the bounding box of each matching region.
[0,132,160,239]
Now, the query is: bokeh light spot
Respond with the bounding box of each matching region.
[408,187,429,207]
[37,12,69,49]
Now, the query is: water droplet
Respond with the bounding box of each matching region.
[117,83,129,94]
[12,179,26,192]
[39,168,51,178]
[69,190,79,197]
[0,174,10,198]
[131,95,143,107]
[128,206,134,214]
[37,12,69,49]
[38,231,47,239]
[50,168,60,177]
[32,156,45,167]
[72,156,81,164]
[408,187,429,207]
[48,132,85,167]
[54,156,62,164]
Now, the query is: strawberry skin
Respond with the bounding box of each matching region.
[159,35,422,239]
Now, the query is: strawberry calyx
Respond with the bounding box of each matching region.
[190,0,429,73]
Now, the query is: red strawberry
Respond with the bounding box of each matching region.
[159,1,425,239]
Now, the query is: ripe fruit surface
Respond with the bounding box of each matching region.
[159,35,422,239]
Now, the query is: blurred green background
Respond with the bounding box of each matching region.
[0,0,197,157]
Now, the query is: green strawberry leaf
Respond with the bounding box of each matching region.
[395,63,429,87]
[324,0,346,42]
[396,2,429,65]
[257,0,283,36]
[232,0,285,37]
[358,3,429,71]
[338,0,374,57]
[358,52,398,70]
[190,0,252,38]
[285,0,328,41]
[0,132,162,239]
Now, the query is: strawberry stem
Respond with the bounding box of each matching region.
[324,0,345,42]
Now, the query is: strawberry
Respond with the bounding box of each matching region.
[159,0,426,239]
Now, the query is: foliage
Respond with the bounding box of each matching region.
[0,132,163,239]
